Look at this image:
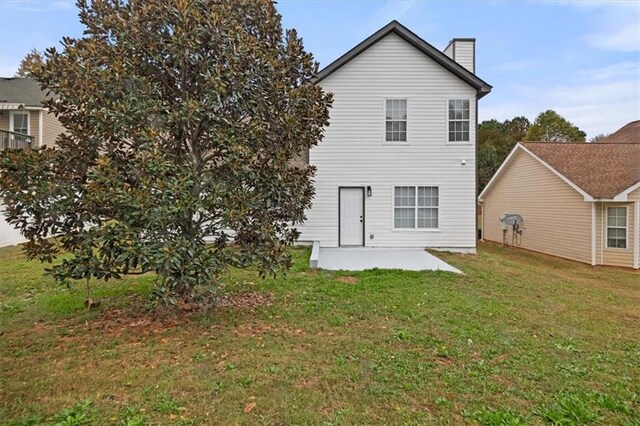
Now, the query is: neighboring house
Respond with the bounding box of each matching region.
[0,77,65,150]
[297,21,492,252]
[478,121,640,270]
[0,77,66,247]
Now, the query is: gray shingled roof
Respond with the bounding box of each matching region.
[0,78,50,107]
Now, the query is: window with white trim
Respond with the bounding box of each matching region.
[394,186,438,229]
[11,112,29,135]
[607,206,627,249]
[448,99,469,142]
[385,99,407,142]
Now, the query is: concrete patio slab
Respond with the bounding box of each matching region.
[316,247,462,273]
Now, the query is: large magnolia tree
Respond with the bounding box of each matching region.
[0,0,332,304]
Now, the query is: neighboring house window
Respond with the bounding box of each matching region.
[394,186,439,229]
[448,99,469,142]
[607,207,627,249]
[385,99,407,142]
[10,112,29,135]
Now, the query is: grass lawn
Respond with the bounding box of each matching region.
[0,242,638,425]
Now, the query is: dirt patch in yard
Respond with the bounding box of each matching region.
[216,291,274,309]
[336,276,358,284]
[295,376,321,388]
[3,292,275,342]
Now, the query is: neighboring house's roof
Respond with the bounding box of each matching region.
[315,20,492,98]
[480,121,640,202]
[595,120,640,144]
[521,142,640,199]
[0,77,48,107]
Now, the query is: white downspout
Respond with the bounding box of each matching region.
[634,201,639,270]
[38,110,44,147]
[591,203,596,266]
[600,203,604,265]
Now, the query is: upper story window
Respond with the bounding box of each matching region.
[10,112,29,135]
[607,206,627,249]
[448,99,469,142]
[385,99,407,142]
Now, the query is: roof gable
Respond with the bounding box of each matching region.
[479,141,640,201]
[315,21,492,98]
[479,143,594,202]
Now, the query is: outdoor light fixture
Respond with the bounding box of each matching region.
[367,186,372,197]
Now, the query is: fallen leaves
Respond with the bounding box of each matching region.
[243,401,256,413]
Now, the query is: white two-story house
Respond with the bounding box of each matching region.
[298,21,492,253]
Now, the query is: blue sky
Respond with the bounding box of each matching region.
[1,0,638,138]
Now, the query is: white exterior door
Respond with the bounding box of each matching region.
[339,188,364,246]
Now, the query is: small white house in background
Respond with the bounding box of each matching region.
[297,21,492,253]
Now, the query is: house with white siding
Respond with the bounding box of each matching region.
[297,21,492,254]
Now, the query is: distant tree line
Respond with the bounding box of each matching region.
[478,110,587,192]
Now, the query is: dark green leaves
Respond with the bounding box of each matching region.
[0,0,332,305]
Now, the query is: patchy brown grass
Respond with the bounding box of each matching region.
[0,243,639,424]
[335,276,358,284]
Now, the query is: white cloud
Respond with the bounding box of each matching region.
[569,0,640,52]
[587,20,640,52]
[480,63,640,138]
[544,1,639,52]
[0,0,74,12]
[575,61,639,82]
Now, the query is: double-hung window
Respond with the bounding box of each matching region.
[394,186,439,229]
[385,99,407,142]
[607,207,627,249]
[448,99,469,142]
[10,112,29,135]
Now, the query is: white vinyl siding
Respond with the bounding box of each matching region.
[452,41,474,73]
[442,40,475,73]
[607,207,627,249]
[297,32,477,250]
[443,42,454,60]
